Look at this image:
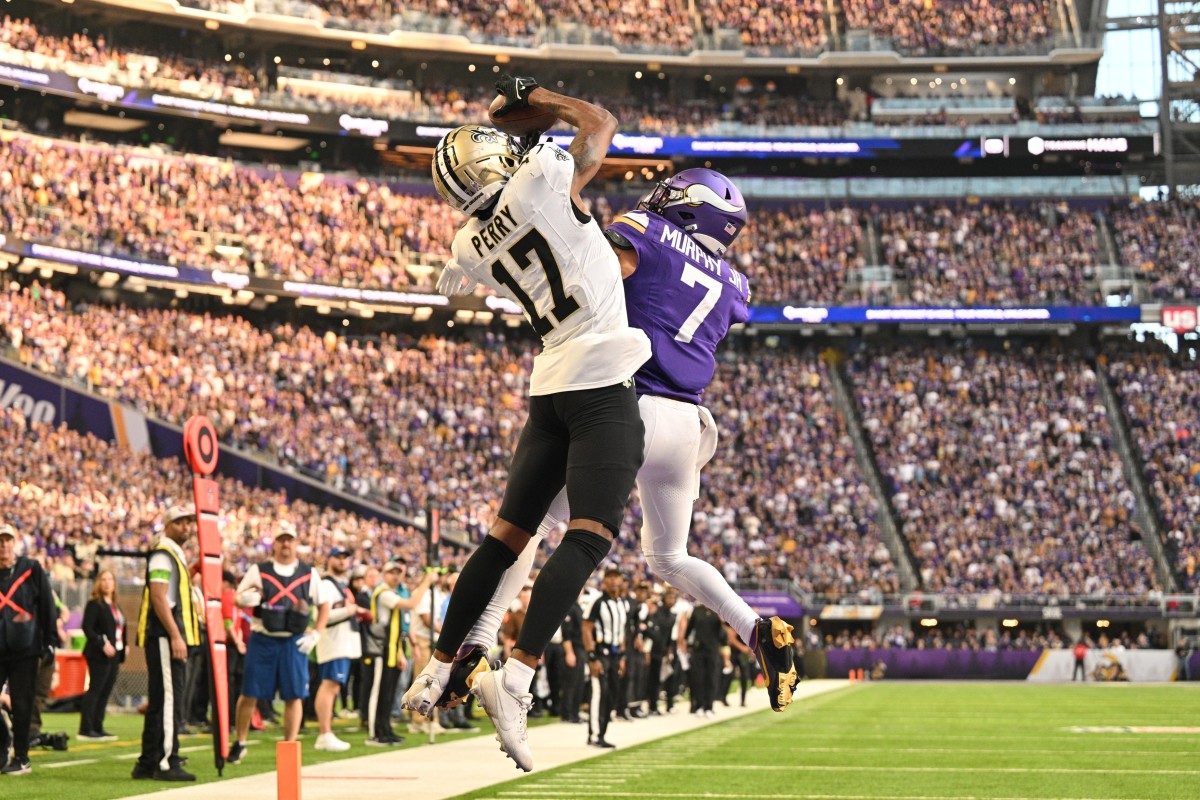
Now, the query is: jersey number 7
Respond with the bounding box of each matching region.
[675,262,722,344]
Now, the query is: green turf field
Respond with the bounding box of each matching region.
[4,684,1198,799]
[451,683,1200,800]
[3,708,484,799]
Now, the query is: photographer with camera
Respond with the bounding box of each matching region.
[0,523,60,776]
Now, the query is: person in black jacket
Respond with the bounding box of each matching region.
[0,523,58,776]
[557,592,586,724]
[79,569,125,741]
[683,603,724,717]
[643,591,675,715]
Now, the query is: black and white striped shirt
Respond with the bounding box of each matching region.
[588,594,627,655]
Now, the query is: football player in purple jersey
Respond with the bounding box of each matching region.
[436,169,799,721]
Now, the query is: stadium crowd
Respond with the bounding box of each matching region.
[1,132,457,289]
[3,10,1101,136]
[175,0,1058,57]
[0,284,525,540]
[847,342,1160,597]
[15,130,1184,307]
[821,622,1163,651]
[841,0,1055,56]
[0,15,259,101]
[0,406,437,579]
[873,202,1103,306]
[1109,199,1200,301]
[731,205,870,305]
[0,283,897,598]
[1106,349,1200,590]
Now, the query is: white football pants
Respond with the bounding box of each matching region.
[465,395,759,650]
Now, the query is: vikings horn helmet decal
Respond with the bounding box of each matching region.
[641,167,747,257]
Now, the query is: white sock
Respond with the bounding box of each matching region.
[502,659,536,696]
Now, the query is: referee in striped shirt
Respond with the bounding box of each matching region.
[583,568,626,749]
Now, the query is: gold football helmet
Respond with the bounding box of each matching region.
[432,125,520,214]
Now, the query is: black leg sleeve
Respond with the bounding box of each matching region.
[514,530,611,658]
[434,535,519,656]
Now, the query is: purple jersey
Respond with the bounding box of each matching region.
[608,210,750,403]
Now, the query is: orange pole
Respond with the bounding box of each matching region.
[277,741,302,800]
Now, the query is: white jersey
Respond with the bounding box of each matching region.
[315,574,362,663]
[450,143,650,395]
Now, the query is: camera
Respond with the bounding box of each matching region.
[31,731,70,751]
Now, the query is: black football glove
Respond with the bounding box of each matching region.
[493,74,539,118]
[509,131,542,157]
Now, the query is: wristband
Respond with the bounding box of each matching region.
[588,651,600,662]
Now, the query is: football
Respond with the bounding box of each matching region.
[488,94,558,136]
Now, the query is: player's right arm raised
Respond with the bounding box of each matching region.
[508,82,616,203]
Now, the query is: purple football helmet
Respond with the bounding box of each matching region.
[641,168,747,257]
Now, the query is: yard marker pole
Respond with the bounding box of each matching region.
[427,503,441,745]
[183,414,230,775]
[276,740,302,800]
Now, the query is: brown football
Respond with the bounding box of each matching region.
[488,94,558,136]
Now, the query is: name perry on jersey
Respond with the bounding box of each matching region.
[658,224,748,295]
[470,204,520,259]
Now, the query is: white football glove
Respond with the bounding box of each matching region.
[238,589,263,608]
[436,260,477,297]
[296,631,320,655]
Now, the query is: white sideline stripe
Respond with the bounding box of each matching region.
[42,758,99,769]
[708,745,1200,757]
[116,681,853,800]
[553,765,1200,776]
[491,795,1148,800]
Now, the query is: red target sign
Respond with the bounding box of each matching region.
[183,415,219,476]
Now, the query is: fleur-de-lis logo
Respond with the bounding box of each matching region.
[469,127,502,144]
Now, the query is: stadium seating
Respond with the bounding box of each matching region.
[846,342,1160,596]
[1106,349,1200,590]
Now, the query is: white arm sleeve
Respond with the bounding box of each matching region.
[462,488,568,648]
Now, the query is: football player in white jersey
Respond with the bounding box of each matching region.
[425,169,799,724]
[402,75,650,773]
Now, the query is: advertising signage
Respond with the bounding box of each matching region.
[6,236,1148,327]
[0,57,388,138]
[749,305,1144,325]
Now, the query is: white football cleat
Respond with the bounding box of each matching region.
[401,671,445,718]
[471,666,533,772]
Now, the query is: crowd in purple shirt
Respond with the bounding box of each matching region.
[2,11,1090,137]
[1106,348,1200,590]
[842,0,1055,55]
[0,284,897,596]
[847,342,1159,597]
[3,280,1194,598]
[874,202,1102,306]
[8,129,1200,308]
[176,0,1053,56]
[0,406,438,580]
[1109,199,1200,301]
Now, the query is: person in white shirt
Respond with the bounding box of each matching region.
[312,547,359,752]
